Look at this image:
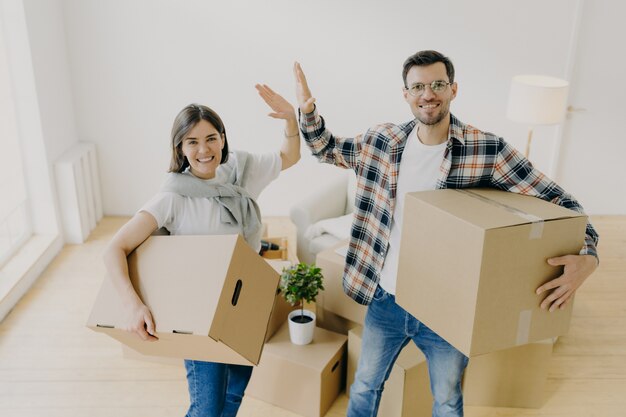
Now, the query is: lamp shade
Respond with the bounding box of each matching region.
[506,75,569,125]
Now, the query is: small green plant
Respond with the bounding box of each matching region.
[280,262,324,322]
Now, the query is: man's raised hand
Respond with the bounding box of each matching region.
[294,62,316,114]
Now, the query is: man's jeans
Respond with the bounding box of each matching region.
[184,360,252,417]
[347,285,469,417]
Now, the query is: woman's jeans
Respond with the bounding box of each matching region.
[347,285,469,417]
[184,360,253,417]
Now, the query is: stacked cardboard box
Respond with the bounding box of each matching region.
[315,242,364,335]
[463,338,554,408]
[247,323,347,417]
[348,325,432,417]
[348,325,555,414]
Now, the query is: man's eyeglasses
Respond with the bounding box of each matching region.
[405,80,452,96]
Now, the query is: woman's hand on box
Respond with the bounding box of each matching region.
[536,254,598,312]
[126,303,158,341]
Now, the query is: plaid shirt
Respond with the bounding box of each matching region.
[300,108,599,305]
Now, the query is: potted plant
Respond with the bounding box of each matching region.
[279,262,324,345]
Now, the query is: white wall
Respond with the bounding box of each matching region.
[1,0,68,235]
[56,0,619,216]
[22,0,79,163]
[0,0,66,321]
[555,0,626,214]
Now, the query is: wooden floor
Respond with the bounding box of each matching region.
[0,216,624,417]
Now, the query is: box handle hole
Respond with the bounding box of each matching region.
[331,360,339,372]
[232,279,243,306]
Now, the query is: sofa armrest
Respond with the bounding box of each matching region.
[289,175,349,263]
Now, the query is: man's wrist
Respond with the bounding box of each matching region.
[299,103,316,115]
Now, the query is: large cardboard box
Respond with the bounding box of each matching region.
[348,325,554,413]
[316,241,366,331]
[246,323,347,417]
[121,344,182,367]
[120,290,295,368]
[87,234,280,365]
[348,325,432,417]
[396,188,587,357]
[119,250,295,368]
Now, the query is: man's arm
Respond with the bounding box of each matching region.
[294,62,361,170]
[491,138,599,311]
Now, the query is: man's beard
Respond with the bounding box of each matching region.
[417,102,450,126]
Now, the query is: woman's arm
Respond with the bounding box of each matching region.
[102,211,159,341]
[255,84,301,170]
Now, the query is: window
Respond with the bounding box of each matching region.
[0,27,32,268]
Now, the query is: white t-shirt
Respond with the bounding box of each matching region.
[378,127,447,294]
[139,151,281,250]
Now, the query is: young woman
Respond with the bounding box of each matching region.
[103,84,299,417]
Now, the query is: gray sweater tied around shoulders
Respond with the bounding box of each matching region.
[159,151,263,247]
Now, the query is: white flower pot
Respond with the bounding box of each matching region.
[287,309,316,345]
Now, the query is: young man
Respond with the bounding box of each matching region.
[293,50,599,417]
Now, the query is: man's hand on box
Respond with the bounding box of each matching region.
[126,303,158,341]
[536,254,598,312]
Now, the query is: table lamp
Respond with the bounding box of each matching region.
[506,75,569,159]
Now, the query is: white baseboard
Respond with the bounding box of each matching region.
[0,234,63,322]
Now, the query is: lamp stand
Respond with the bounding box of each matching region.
[524,128,534,159]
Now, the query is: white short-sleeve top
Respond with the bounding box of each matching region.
[139,151,281,249]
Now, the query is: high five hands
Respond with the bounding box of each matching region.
[255,62,315,117]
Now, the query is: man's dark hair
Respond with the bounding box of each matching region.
[402,50,455,87]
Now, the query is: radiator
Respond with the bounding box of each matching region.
[54,142,103,244]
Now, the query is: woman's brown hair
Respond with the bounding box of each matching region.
[168,104,230,173]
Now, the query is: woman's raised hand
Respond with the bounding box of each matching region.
[255,84,296,121]
[293,62,315,114]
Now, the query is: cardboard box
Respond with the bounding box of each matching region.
[121,344,182,367]
[348,325,554,413]
[464,338,554,408]
[316,241,366,327]
[264,291,295,341]
[348,325,432,417]
[120,290,296,368]
[86,234,280,365]
[396,188,587,357]
[246,323,347,417]
[118,256,294,368]
[316,307,360,336]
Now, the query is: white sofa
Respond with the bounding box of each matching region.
[289,172,356,264]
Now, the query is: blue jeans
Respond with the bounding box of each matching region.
[347,286,469,417]
[184,360,252,417]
